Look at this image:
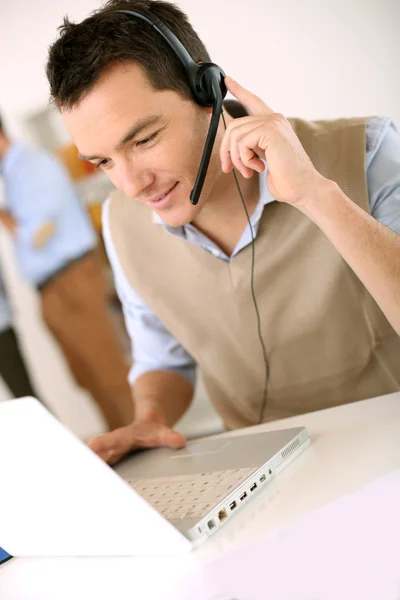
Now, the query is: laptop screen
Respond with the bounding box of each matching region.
[0,546,12,565]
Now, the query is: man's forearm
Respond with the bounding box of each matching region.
[132,370,194,427]
[302,179,400,334]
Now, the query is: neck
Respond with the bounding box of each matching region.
[191,110,260,257]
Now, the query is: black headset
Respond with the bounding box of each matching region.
[113,9,227,206]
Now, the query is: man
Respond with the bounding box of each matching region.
[0,115,134,430]
[46,0,400,465]
[0,266,40,400]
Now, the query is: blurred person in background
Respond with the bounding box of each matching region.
[0,114,134,430]
[0,265,41,401]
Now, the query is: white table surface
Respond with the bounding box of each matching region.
[1,392,400,600]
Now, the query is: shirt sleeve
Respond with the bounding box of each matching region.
[7,151,79,245]
[102,197,197,387]
[366,117,400,235]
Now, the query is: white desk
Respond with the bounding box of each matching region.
[1,392,400,600]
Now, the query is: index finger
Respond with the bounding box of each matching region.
[224,77,274,116]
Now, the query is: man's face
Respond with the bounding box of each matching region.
[62,62,221,227]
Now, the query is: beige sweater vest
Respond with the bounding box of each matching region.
[109,117,400,429]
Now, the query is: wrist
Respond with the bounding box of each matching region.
[134,399,166,425]
[299,176,341,221]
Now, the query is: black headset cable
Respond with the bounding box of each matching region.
[221,111,270,424]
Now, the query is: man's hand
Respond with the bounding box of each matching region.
[88,418,186,466]
[33,221,57,248]
[221,77,328,211]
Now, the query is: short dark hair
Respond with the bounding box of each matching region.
[0,115,3,134]
[46,0,212,110]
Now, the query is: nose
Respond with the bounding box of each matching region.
[117,161,154,198]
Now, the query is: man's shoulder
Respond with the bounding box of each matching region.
[365,117,397,167]
[13,142,48,163]
[289,116,398,168]
[288,115,371,137]
[9,142,63,176]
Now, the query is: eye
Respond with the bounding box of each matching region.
[136,132,158,147]
[95,159,110,169]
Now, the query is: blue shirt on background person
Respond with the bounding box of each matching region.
[102,116,400,388]
[0,142,97,286]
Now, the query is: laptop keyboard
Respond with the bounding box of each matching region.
[128,467,256,520]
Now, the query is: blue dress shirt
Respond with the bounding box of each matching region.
[0,143,97,286]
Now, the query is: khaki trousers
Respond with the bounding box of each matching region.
[40,252,134,430]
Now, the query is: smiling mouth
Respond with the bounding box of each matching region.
[146,182,178,206]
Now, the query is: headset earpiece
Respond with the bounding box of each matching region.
[191,63,227,106]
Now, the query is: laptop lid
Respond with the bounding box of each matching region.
[0,398,191,557]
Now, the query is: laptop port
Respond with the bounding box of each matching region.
[240,492,247,501]
[250,483,257,492]
[207,519,216,531]
[260,474,266,483]
[218,508,228,523]
[229,500,237,511]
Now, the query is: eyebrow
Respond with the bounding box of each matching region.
[78,114,162,161]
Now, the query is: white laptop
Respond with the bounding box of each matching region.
[0,397,310,557]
